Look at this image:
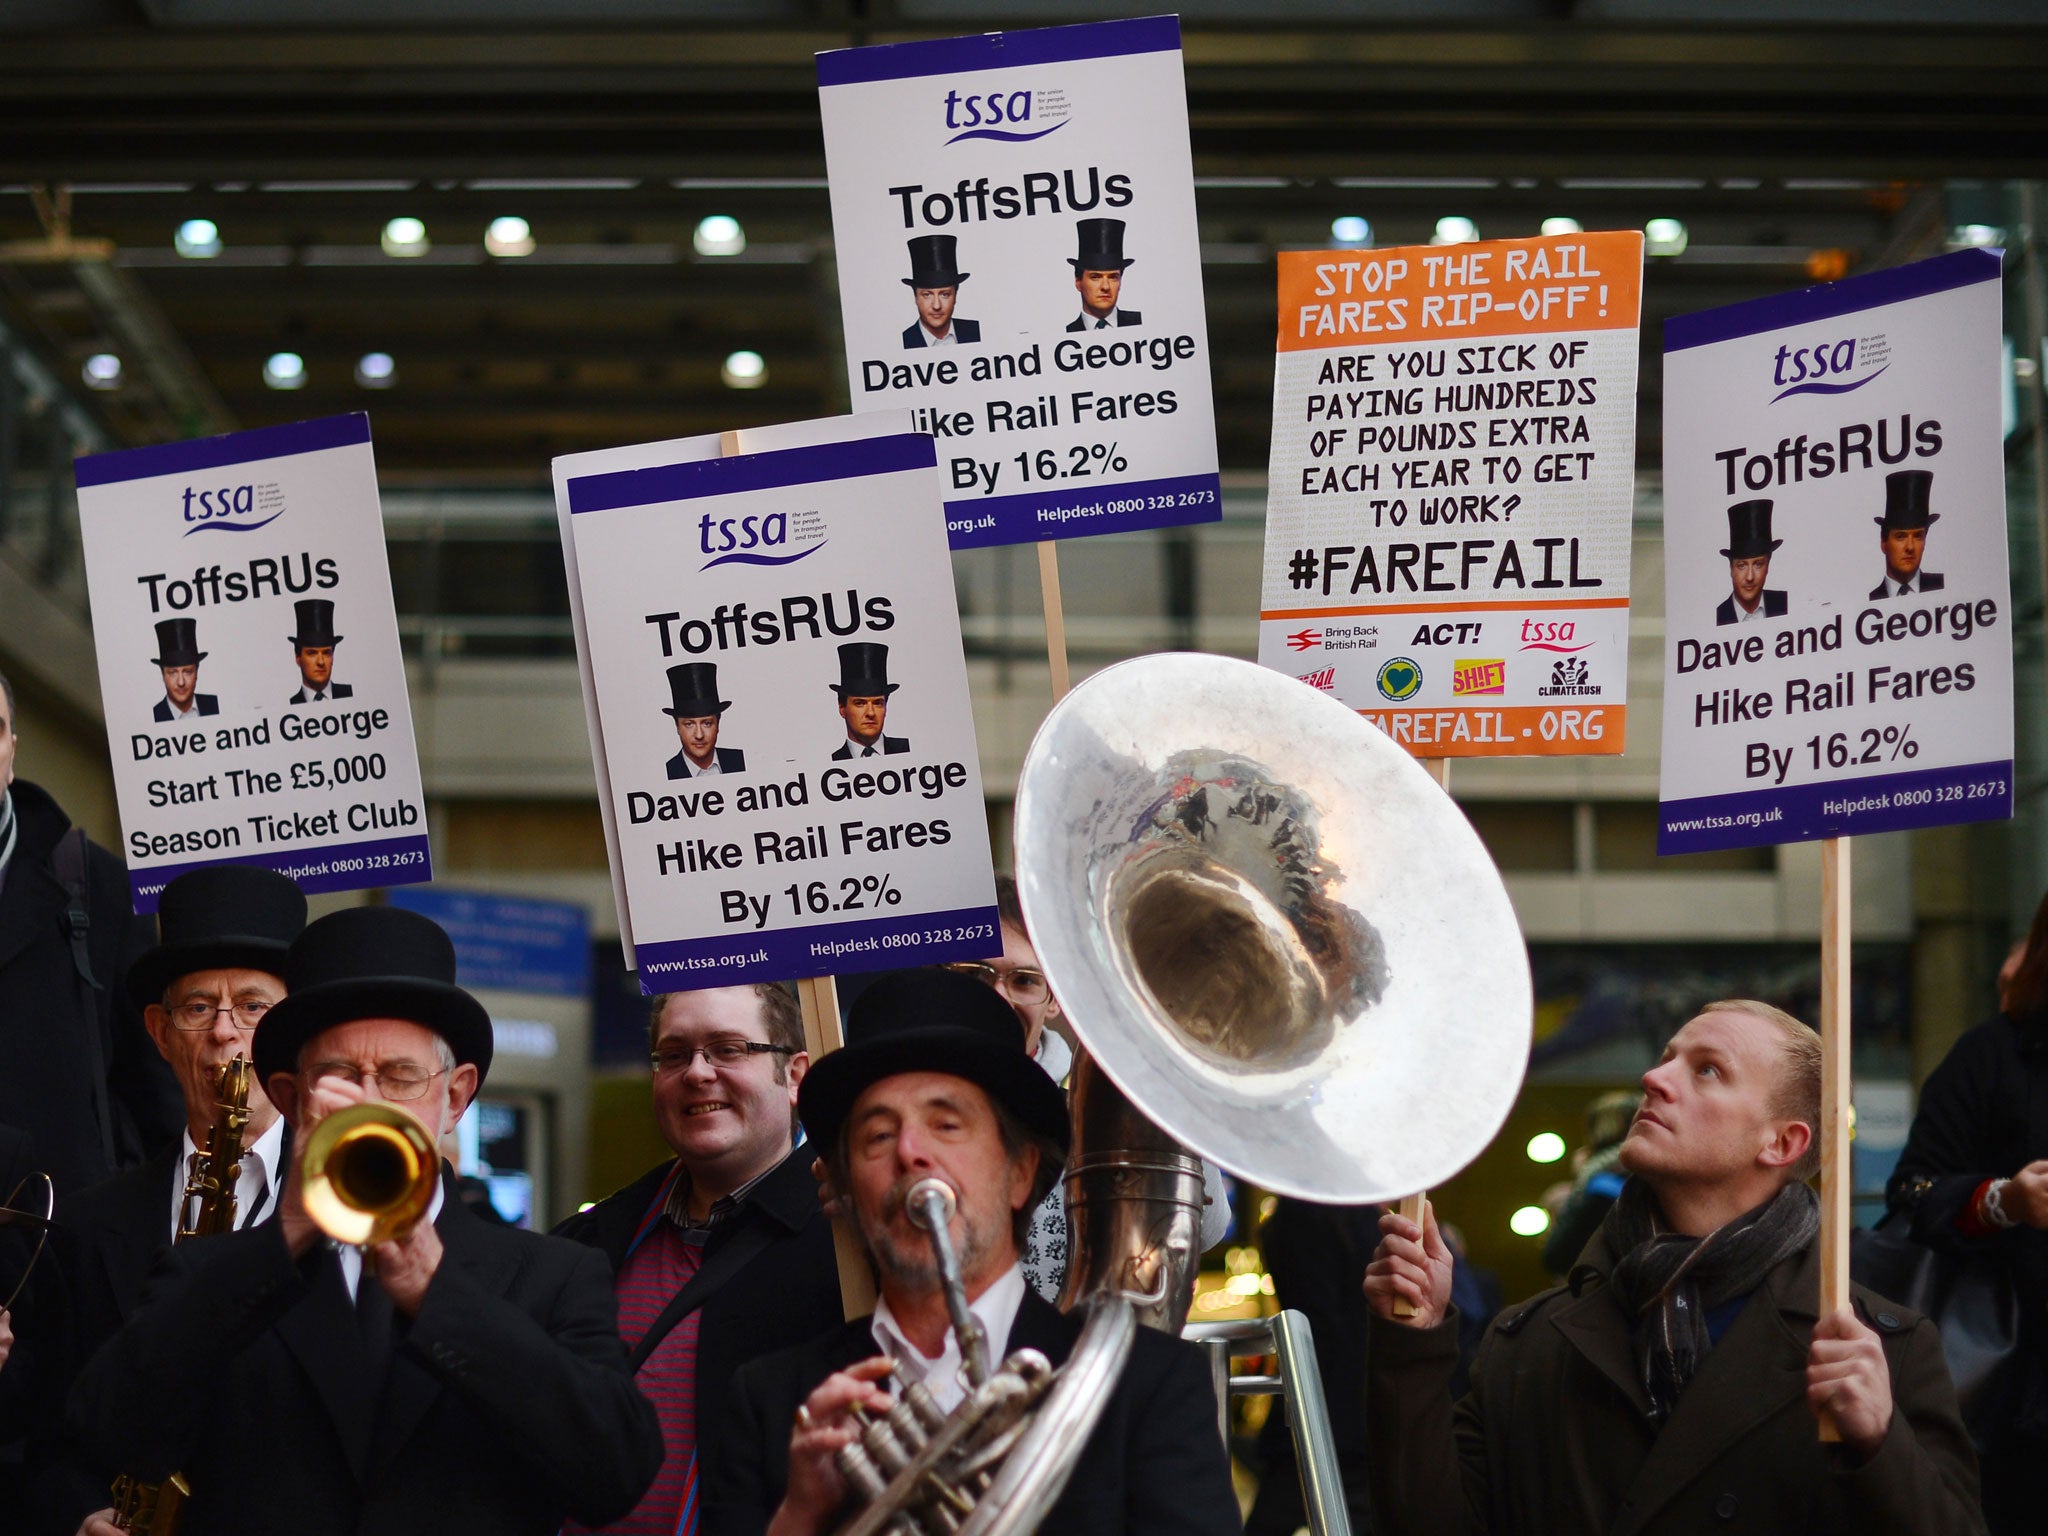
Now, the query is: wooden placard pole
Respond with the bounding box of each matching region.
[1037,540,1072,703]
[1817,835,1853,1442]
[1391,757,1454,1317]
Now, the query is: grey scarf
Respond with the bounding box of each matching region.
[1603,1177,1818,1421]
[0,788,16,888]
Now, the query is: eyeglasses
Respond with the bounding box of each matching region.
[943,962,1050,1005]
[651,1040,796,1074]
[307,1062,448,1102]
[167,999,274,1032]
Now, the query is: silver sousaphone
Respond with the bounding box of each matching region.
[829,653,1532,1536]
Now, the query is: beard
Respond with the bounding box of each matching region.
[858,1173,1006,1294]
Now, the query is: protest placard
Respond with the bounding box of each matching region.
[1256,230,1644,757]
[75,413,430,911]
[1658,248,2012,852]
[559,418,1000,992]
[818,14,1221,549]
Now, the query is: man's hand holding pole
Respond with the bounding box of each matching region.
[1364,1198,1454,1329]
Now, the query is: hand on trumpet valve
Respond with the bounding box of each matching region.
[1364,1200,1454,1329]
[275,1071,372,1259]
[772,1357,897,1536]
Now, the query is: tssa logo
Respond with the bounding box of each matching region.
[1770,334,1887,402]
[942,86,1068,144]
[697,511,825,571]
[1518,619,1593,654]
[180,482,282,536]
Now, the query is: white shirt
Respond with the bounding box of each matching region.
[917,325,958,347]
[1076,310,1128,330]
[302,688,330,702]
[844,735,881,758]
[170,1114,287,1243]
[166,698,200,720]
[678,756,725,778]
[339,1178,446,1301]
[1886,576,1919,596]
[871,1263,1027,1413]
[1735,598,1765,623]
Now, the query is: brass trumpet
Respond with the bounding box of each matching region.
[298,1102,438,1246]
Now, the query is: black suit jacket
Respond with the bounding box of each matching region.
[902,318,979,348]
[1869,571,1945,600]
[1714,589,1788,625]
[1067,309,1143,331]
[706,1288,1243,1536]
[666,746,747,780]
[552,1146,842,1482]
[290,682,355,704]
[152,695,218,722]
[67,1183,662,1535]
[830,737,908,761]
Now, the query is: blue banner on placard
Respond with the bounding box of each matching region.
[634,904,1001,993]
[1658,758,2013,856]
[388,887,593,997]
[943,472,1222,549]
[129,833,432,911]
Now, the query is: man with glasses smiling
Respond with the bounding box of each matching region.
[40,863,304,1535]
[68,903,662,1535]
[557,984,843,1536]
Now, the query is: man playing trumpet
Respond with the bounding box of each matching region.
[68,905,662,1535]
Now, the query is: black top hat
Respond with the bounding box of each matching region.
[151,617,206,668]
[799,969,1070,1163]
[126,865,308,1009]
[1069,217,1135,272]
[1719,499,1782,560]
[903,234,969,289]
[662,662,730,719]
[1876,469,1939,531]
[289,598,343,648]
[252,906,494,1088]
[830,642,899,699]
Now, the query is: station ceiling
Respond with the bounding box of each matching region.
[2,4,2044,477]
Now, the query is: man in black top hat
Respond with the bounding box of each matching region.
[664,662,744,779]
[829,643,907,760]
[288,598,354,705]
[1066,218,1141,332]
[148,619,218,722]
[703,969,1243,1536]
[41,864,305,1534]
[1870,469,1945,600]
[68,905,663,1536]
[901,235,980,350]
[1714,499,1789,626]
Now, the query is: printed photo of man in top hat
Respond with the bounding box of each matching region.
[901,235,980,350]
[1065,217,1141,332]
[149,617,219,721]
[662,660,744,779]
[1714,498,1789,626]
[1870,468,1946,599]
[829,642,907,760]
[287,597,354,704]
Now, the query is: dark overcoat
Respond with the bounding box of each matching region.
[1366,1231,1983,1536]
[551,1145,843,1478]
[0,781,179,1196]
[704,1287,1245,1536]
[67,1182,662,1535]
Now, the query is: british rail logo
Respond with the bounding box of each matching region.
[1451,658,1506,697]
[1285,628,1321,652]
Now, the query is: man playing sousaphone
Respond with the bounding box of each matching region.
[67,905,662,1534]
[1363,1000,1984,1534]
[46,863,304,1535]
[705,968,1241,1536]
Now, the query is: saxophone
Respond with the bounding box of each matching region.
[108,1055,255,1533]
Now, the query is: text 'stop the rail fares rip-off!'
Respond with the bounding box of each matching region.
[818,15,1222,550]
[1258,230,1644,757]
[73,413,432,912]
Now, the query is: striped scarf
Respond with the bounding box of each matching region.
[1604,1177,1818,1422]
[0,789,16,889]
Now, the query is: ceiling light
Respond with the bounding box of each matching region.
[1644,217,1689,257]
[694,214,746,257]
[174,218,221,258]
[1951,223,2004,250]
[485,215,534,258]
[1509,1205,1551,1237]
[82,353,123,390]
[1431,216,1479,246]
[1526,1131,1567,1164]
[355,352,396,389]
[264,352,307,390]
[721,350,767,390]
[1330,216,1372,247]
[1540,217,1582,237]
[381,216,430,258]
